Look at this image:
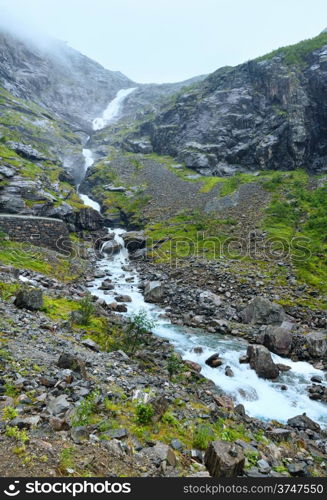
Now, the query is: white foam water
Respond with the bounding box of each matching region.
[92,88,137,131]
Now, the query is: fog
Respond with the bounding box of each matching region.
[0,0,326,83]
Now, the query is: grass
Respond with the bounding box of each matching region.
[256,31,327,66]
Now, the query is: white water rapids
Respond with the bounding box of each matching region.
[78,89,327,427]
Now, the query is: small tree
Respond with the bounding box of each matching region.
[77,295,95,326]
[123,311,155,355]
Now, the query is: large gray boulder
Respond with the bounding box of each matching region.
[263,325,292,356]
[14,287,43,311]
[240,297,285,325]
[247,345,280,379]
[204,440,245,477]
[122,231,146,252]
[305,331,327,359]
[144,281,164,303]
[287,413,320,432]
[101,239,122,255]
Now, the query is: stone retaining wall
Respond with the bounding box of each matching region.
[0,214,71,254]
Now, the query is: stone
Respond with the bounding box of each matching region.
[205,353,223,368]
[144,281,164,303]
[225,366,234,377]
[71,426,89,444]
[266,429,291,442]
[101,239,122,255]
[198,291,222,307]
[204,441,245,477]
[276,363,291,372]
[171,439,183,451]
[14,287,43,311]
[47,395,71,416]
[247,345,280,379]
[184,360,202,373]
[114,295,132,303]
[287,413,320,432]
[149,395,169,423]
[50,417,70,431]
[122,231,146,252]
[213,395,234,410]
[99,279,114,290]
[81,339,101,352]
[10,416,40,429]
[106,428,128,440]
[263,325,292,356]
[240,297,285,325]
[57,353,84,373]
[311,375,323,383]
[142,442,176,467]
[305,331,327,359]
[287,462,307,477]
[257,459,271,474]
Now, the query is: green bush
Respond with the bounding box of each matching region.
[192,425,215,450]
[121,311,155,355]
[135,403,154,425]
[77,295,95,326]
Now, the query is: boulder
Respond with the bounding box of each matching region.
[240,297,285,325]
[114,295,132,303]
[74,207,103,231]
[247,345,280,379]
[205,353,223,368]
[57,353,84,373]
[101,239,122,255]
[144,281,164,303]
[47,395,71,416]
[263,326,292,356]
[305,331,327,359]
[198,291,222,307]
[122,231,146,252]
[81,339,101,352]
[184,360,202,373]
[142,442,176,467]
[287,413,320,432]
[148,395,169,423]
[204,441,245,477]
[14,287,43,311]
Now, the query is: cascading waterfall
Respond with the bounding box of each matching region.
[77,88,327,427]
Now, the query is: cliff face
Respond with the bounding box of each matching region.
[0,29,134,129]
[134,34,327,175]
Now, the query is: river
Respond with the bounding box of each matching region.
[79,88,327,428]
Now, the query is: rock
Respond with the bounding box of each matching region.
[287,462,307,477]
[257,459,271,474]
[47,395,71,416]
[149,396,169,423]
[74,207,103,231]
[57,353,84,373]
[266,429,291,442]
[239,355,250,364]
[287,413,320,432]
[106,428,128,440]
[81,339,101,352]
[116,304,128,313]
[14,287,43,311]
[198,291,222,307]
[225,366,234,377]
[50,417,70,431]
[71,426,89,444]
[101,239,122,255]
[204,441,245,477]
[99,279,114,290]
[114,295,132,303]
[240,297,285,325]
[247,345,280,379]
[205,353,223,368]
[234,404,246,416]
[122,231,146,252]
[184,360,202,373]
[171,439,183,451]
[305,331,327,359]
[7,141,48,161]
[276,363,291,372]
[142,442,176,467]
[103,439,126,458]
[311,375,323,383]
[213,395,234,410]
[10,416,40,429]
[144,281,164,303]
[263,325,292,356]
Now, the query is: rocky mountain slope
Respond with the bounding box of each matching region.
[122,32,327,176]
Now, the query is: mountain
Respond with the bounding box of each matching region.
[123,31,327,176]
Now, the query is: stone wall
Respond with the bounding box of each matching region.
[0,214,72,254]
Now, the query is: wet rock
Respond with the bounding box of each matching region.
[102,239,122,255]
[239,355,250,364]
[204,441,245,477]
[240,297,285,325]
[247,345,280,379]
[114,295,132,303]
[144,281,164,303]
[234,404,246,416]
[122,231,146,252]
[205,353,223,368]
[311,376,323,383]
[276,364,291,372]
[287,413,320,432]
[99,279,114,290]
[225,366,234,377]
[74,207,103,231]
[263,325,292,356]
[14,287,43,311]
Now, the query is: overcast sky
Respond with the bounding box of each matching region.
[0,0,326,83]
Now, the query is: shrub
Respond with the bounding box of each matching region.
[192,425,215,450]
[77,295,95,325]
[166,353,183,378]
[72,391,100,427]
[135,403,154,425]
[122,311,155,355]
